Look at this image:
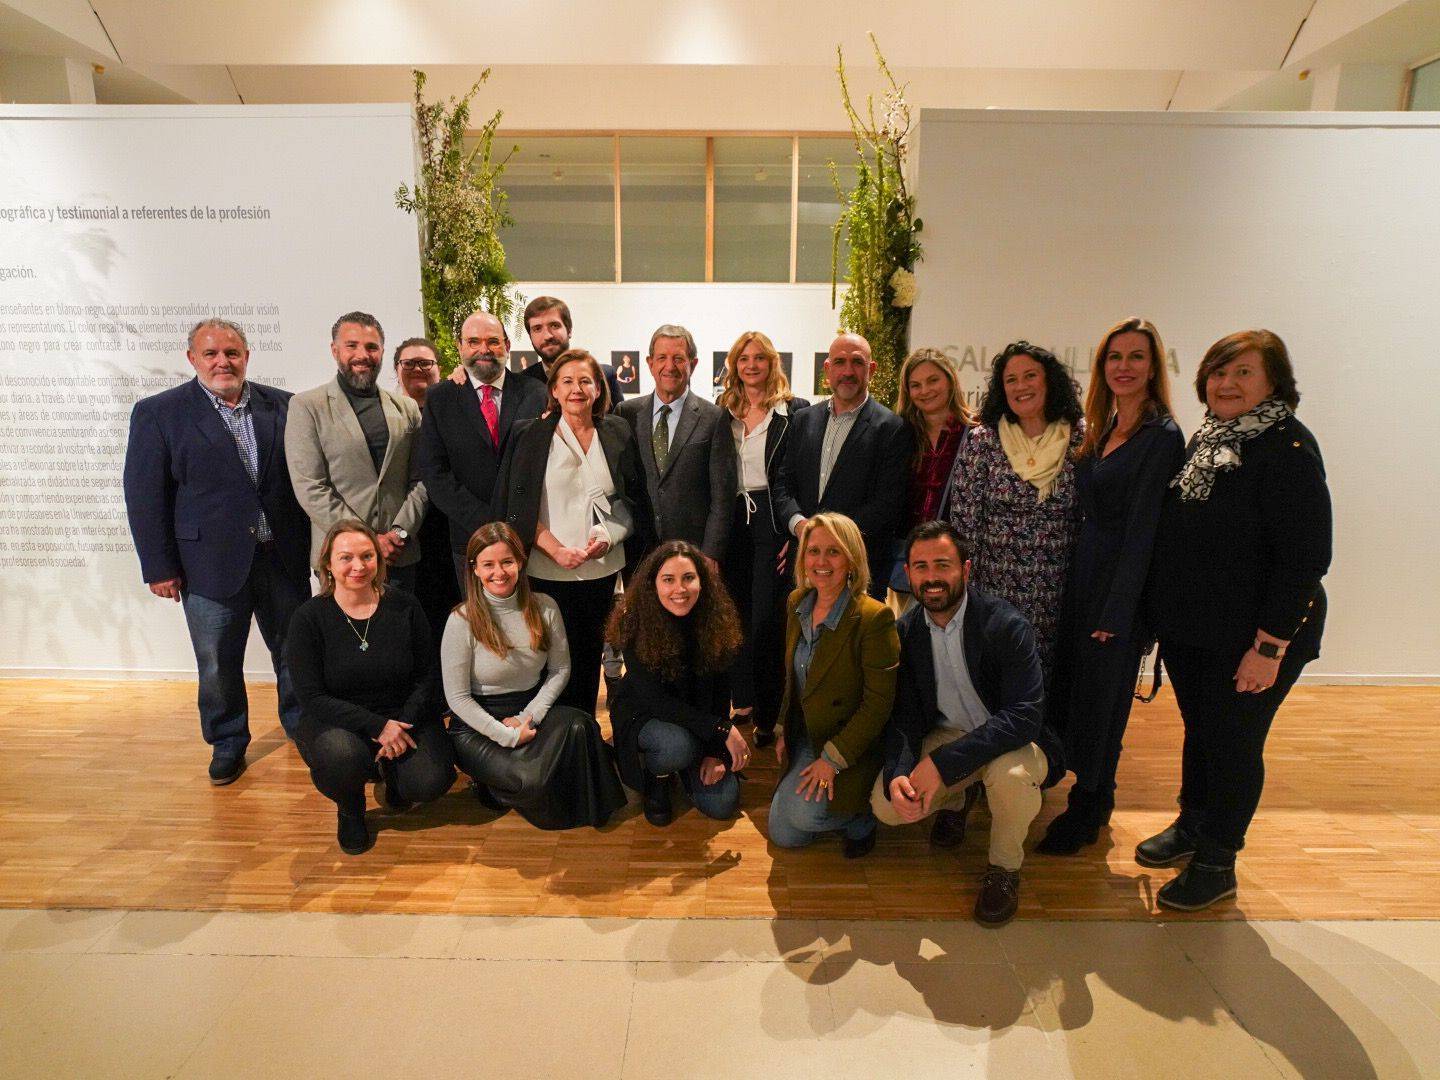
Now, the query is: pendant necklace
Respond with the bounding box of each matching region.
[344,612,373,652]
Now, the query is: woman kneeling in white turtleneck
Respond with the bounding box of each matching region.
[441,522,626,830]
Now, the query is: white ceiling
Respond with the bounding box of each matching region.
[3,0,1438,119]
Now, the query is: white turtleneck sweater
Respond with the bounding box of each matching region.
[440,589,570,747]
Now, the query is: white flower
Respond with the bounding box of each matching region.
[889,267,917,308]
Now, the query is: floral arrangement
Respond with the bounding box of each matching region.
[830,34,922,406]
[395,69,521,372]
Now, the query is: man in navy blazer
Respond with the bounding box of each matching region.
[123,318,311,785]
[873,520,1064,926]
[417,310,548,585]
[777,333,911,599]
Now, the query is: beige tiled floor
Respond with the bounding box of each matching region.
[3,908,1440,1078]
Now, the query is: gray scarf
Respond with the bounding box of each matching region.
[1171,398,1291,502]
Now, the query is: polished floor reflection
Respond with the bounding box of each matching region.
[3,909,1438,1078]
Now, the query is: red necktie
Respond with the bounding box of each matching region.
[480,384,499,445]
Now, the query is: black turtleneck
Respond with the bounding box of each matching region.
[337,372,388,473]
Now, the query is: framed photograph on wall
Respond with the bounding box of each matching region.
[611,350,640,397]
[812,351,830,397]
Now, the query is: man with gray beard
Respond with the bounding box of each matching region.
[286,311,429,589]
[418,310,549,585]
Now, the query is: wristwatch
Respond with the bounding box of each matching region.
[1253,640,1285,659]
[392,527,409,542]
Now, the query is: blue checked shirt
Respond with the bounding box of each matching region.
[198,380,272,542]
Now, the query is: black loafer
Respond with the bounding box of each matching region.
[842,826,877,860]
[930,783,980,849]
[1156,862,1237,911]
[337,811,373,856]
[975,865,1021,926]
[208,754,246,786]
[1135,821,1199,868]
[642,772,673,827]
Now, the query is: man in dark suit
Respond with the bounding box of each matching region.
[615,324,737,562]
[417,310,548,585]
[521,295,624,410]
[123,318,311,785]
[777,332,911,598]
[872,520,1064,926]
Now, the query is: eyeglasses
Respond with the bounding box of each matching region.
[398,358,437,371]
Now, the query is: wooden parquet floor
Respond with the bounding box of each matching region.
[0,679,1436,920]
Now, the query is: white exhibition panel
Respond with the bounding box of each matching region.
[0,104,423,677]
[909,110,1440,681]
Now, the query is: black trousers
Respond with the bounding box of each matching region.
[530,573,619,716]
[721,491,789,730]
[297,721,455,817]
[1161,639,1310,866]
[1061,632,1148,801]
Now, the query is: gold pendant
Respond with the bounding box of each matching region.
[1028,457,1035,466]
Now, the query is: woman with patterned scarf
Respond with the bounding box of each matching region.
[1139,329,1332,911]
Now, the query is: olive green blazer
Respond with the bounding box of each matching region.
[777,587,900,814]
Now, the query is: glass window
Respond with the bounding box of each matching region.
[496,136,615,281]
[797,137,859,283]
[1410,59,1440,110]
[713,137,793,282]
[619,137,706,281]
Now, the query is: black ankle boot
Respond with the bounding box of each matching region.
[337,810,373,856]
[1135,819,1199,868]
[1035,788,1112,856]
[1156,860,1237,911]
[642,772,673,826]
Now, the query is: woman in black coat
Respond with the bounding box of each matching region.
[1038,318,1185,855]
[1138,329,1332,911]
[493,349,652,715]
[715,330,809,747]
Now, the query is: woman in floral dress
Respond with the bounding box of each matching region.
[944,341,1084,678]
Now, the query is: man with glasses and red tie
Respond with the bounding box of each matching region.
[418,311,548,587]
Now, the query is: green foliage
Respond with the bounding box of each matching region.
[395,69,522,374]
[830,34,922,406]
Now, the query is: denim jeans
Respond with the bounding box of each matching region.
[768,731,876,848]
[181,543,308,759]
[637,719,740,820]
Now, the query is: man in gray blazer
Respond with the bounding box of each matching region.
[615,324,737,563]
[285,311,428,587]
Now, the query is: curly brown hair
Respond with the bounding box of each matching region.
[605,540,742,682]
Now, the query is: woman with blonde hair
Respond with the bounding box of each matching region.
[892,347,975,609]
[286,519,454,855]
[1038,317,1184,855]
[716,330,810,747]
[767,513,900,855]
[442,522,625,830]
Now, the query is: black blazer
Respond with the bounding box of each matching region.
[617,391,738,560]
[492,411,653,570]
[779,395,913,583]
[1146,414,1331,659]
[882,586,1064,791]
[123,378,310,599]
[417,372,548,555]
[524,360,624,413]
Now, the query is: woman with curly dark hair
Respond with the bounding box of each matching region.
[606,540,747,826]
[943,341,1084,677]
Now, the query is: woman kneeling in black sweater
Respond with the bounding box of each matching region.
[286,519,455,855]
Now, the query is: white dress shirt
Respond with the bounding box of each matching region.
[650,387,689,456]
[926,593,990,740]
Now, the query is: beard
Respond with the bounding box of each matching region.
[466,354,505,382]
[338,364,378,393]
[915,578,963,613]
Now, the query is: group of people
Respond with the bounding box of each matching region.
[123,296,1332,923]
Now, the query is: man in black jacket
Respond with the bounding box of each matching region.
[417,310,548,585]
[873,520,1064,926]
[777,333,910,598]
[520,295,624,410]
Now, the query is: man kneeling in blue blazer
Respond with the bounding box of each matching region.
[873,520,1064,926]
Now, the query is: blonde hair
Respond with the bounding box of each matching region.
[316,518,387,597]
[459,523,550,658]
[895,346,974,462]
[716,330,793,415]
[1078,317,1174,460]
[794,512,870,598]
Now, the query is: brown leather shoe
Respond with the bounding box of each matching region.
[930,783,980,849]
[974,864,1021,926]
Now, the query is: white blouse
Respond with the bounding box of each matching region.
[731,401,787,494]
[528,417,628,581]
